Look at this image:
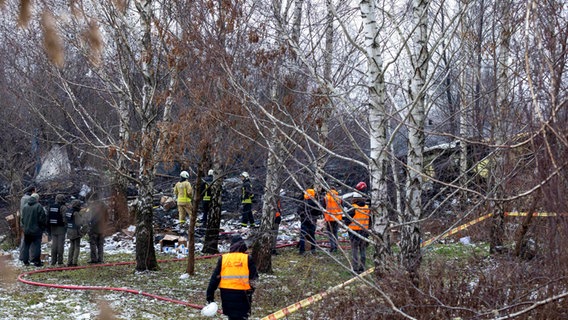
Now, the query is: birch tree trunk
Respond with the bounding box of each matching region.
[252,128,281,273]
[458,0,471,195]
[360,0,392,278]
[316,0,334,175]
[489,0,512,254]
[401,0,429,283]
[134,0,158,271]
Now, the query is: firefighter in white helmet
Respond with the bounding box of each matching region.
[239,172,255,227]
[174,171,193,225]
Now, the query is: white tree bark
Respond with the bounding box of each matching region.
[401,0,429,281]
[360,0,391,277]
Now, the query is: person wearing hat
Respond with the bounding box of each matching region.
[20,193,46,267]
[322,185,343,253]
[239,172,256,227]
[346,198,371,274]
[200,169,214,227]
[47,194,68,266]
[206,235,258,320]
[174,170,193,225]
[87,192,109,264]
[66,199,83,267]
[18,185,36,262]
[297,188,322,255]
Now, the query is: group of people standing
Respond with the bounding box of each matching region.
[19,186,109,267]
[205,180,371,320]
[297,182,371,274]
[173,170,260,230]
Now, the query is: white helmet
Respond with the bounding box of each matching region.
[208,169,214,176]
[201,302,218,317]
[240,171,249,178]
[180,171,189,179]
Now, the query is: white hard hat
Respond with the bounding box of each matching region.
[201,302,218,317]
[279,189,286,196]
[240,171,249,178]
[180,171,189,179]
[208,169,214,176]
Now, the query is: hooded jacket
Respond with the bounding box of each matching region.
[206,236,258,319]
[21,195,46,236]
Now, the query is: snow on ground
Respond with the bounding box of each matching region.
[0,214,304,319]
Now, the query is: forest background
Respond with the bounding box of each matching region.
[0,0,567,319]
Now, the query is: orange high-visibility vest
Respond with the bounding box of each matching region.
[349,203,370,231]
[219,252,251,290]
[324,190,342,222]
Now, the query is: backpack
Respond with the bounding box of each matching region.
[48,204,65,226]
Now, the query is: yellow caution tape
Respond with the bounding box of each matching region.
[262,269,373,320]
[504,212,562,217]
[421,213,493,247]
[261,210,563,319]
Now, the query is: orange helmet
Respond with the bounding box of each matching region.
[304,188,316,200]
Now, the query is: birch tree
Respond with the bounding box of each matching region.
[400,0,429,282]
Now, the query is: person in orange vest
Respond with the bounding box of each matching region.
[297,188,321,255]
[346,198,371,274]
[174,171,193,226]
[272,189,285,255]
[322,186,343,252]
[206,235,258,320]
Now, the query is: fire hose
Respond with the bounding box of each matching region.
[18,212,555,319]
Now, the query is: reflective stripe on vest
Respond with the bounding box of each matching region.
[324,190,342,222]
[219,252,251,290]
[203,182,211,201]
[242,186,253,204]
[175,181,192,203]
[66,210,78,229]
[349,204,370,231]
[48,204,64,225]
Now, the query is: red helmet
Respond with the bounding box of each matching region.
[355,181,367,191]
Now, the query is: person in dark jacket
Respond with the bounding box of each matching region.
[206,235,258,320]
[66,200,83,266]
[345,198,371,274]
[297,189,322,255]
[47,194,67,266]
[200,169,214,227]
[21,193,46,267]
[87,193,109,264]
[239,172,256,227]
[271,189,285,255]
[19,186,36,262]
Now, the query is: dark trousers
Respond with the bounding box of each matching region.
[202,201,210,226]
[272,222,280,251]
[50,227,66,265]
[22,233,42,264]
[89,232,105,263]
[299,222,317,253]
[325,221,339,252]
[241,203,254,225]
[349,231,368,273]
[68,238,80,265]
